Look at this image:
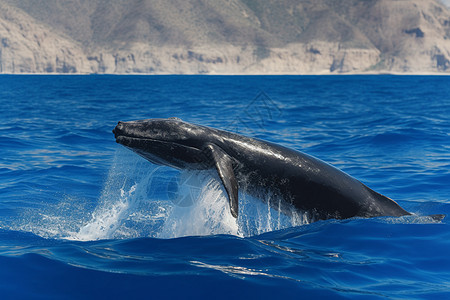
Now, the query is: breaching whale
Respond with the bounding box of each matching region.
[112,118,441,221]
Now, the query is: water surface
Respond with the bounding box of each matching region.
[0,75,449,299]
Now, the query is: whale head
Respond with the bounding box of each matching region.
[112,117,212,170]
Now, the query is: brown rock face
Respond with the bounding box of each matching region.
[1,0,450,74]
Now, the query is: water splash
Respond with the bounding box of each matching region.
[70,147,311,240]
[158,172,239,238]
[75,182,139,240]
[237,191,311,237]
[8,147,314,240]
[74,158,240,240]
[72,148,169,241]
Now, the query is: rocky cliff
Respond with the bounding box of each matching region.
[1,0,450,74]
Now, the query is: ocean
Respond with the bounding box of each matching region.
[0,75,449,299]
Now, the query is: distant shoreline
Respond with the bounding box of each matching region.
[1,72,450,76]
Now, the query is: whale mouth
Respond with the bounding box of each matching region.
[114,135,155,147]
[116,135,178,153]
[114,135,195,151]
[114,135,180,167]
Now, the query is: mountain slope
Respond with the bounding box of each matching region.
[1,0,450,74]
[0,3,91,73]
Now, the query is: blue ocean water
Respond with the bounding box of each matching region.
[0,75,449,299]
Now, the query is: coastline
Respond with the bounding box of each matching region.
[1,72,450,76]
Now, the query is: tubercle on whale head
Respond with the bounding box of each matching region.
[112,121,124,142]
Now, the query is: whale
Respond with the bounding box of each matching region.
[112,117,442,221]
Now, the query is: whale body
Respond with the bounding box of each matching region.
[112,117,414,221]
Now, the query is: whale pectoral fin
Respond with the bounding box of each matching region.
[206,144,239,218]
